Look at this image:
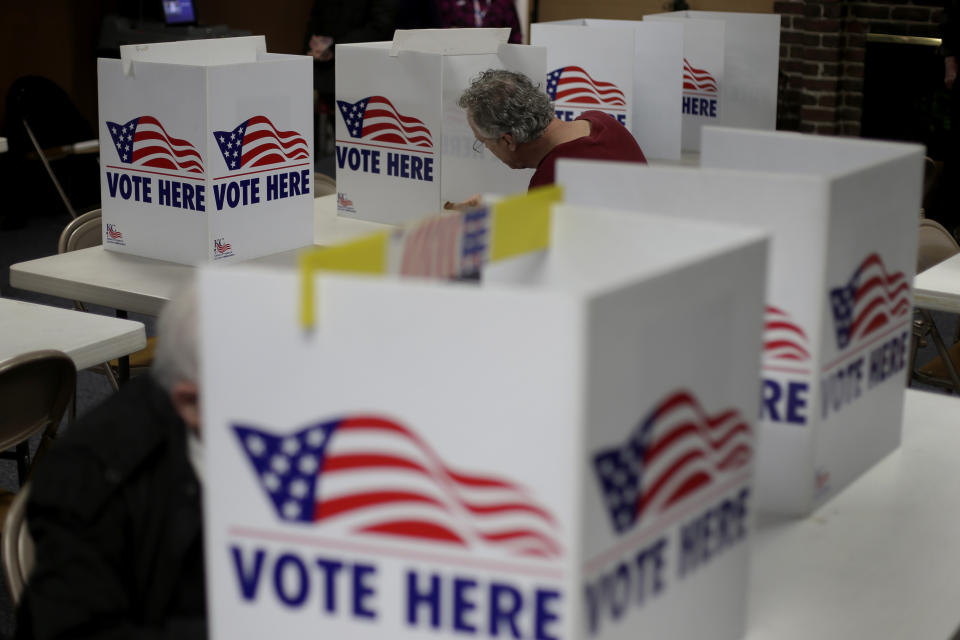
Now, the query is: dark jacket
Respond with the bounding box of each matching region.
[15,375,205,640]
[944,0,960,58]
[304,0,400,98]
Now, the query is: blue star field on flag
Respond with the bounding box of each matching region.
[545,68,564,101]
[213,120,249,170]
[336,98,372,139]
[106,118,140,163]
[593,423,650,534]
[233,420,339,523]
[829,280,857,350]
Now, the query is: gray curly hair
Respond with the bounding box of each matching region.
[458,69,555,144]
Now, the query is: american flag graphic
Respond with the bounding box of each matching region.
[593,391,751,535]
[106,116,203,174]
[104,224,123,240]
[683,58,719,94]
[461,208,489,276]
[763,305,810,363]
[337,96,433,149]
[829,253,910,350]
[234,416,561,558]
[400,214,464,278]
[214,239,232,254]
[545,66,626,107]
[213,116,308,171]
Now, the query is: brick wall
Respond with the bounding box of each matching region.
[776,0,944,135]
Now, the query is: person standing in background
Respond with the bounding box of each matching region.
[936,0,959,234]
[437,0,524,44]
[304,0,400,100]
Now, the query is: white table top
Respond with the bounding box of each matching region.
[914,252,960,313]
[0,137,7,154]
[746,389,960,639]
[0,297,146,370]
[9,195,393,316]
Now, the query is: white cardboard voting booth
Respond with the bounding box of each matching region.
[530,20,683,162]
[557,127,925,514]
[645,11,780,152]
[335,29,545,224]
[200,202,768,638]
[97,36,314,264]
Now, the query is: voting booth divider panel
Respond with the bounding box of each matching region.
[335,29,546,225]
[530,19,683,162]
[97,36,314,264]
[201,188,768,639]
[645,11,781,152]
[557,126,924,514]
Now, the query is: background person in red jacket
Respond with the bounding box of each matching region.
[457,69,647,194]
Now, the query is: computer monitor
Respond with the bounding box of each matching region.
[162,0,196,25]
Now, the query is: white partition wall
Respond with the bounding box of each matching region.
[557,128,924,514]
[336,29,546,224]
[98,37,314,264]
[532,19,683,160]
[201,204,768,639]
[645,11,780,151]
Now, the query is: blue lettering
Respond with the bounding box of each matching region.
[424,157,434,182]
[407,571,441,629]
[273,553,309,607]
[277,172,289,199]
[761,379,782,422]
[534,590,561,640]
[106,172,121,198]
[489,584,523,638]
[453,577,478,633]
[352,564,377,619]
[678,488,749,579]
[170,180,182,208]
[616,114,626,125]
[159,179,172,206]
[785,381,809,424]
[139,176,152,203]
[410,155,425,181]
[682,96,692,114]
[196,184,205,212]
[266,174,278,201]
[289,170,302,196]
[762,378,809,425]
[820,358,864,420]
[868,330,908,387]
[336,145,349,169]
[315,558,343,613]
[180,181,195,210]
[301,169,312,193]
[230,545,265,601]
[213,183,228,211]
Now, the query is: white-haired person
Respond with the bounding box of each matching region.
[16,285,206,640]
[458,69,647,191]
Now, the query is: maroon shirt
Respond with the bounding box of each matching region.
[528,111,647,190]
[437,0,523,43]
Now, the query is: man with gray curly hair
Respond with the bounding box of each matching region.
[458,69,646,191]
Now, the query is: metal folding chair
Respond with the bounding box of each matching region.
[0,351,76,486]
[2,483,34,605]
[910,219,960,393]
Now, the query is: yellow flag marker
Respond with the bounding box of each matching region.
[298,184,564,329]
[489,184,563,262]
[298,231,390,328]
